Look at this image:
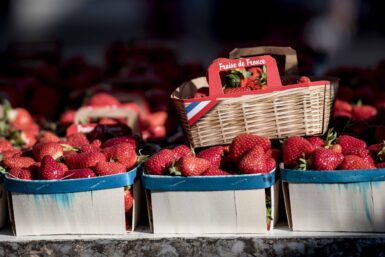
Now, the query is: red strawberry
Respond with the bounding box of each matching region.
[91,139,102,148]
[334,100,353,113]
[344,147,375,164]
[63,150,78,158]
[80,144,100,153]
[203,167,230,176]
[238,146,274,174]
[102,136,136,149]
[2,157,35,169]
[32,142,64,161]
[298,76,311,83]
[8,167,34,180]
[67,133,89,147]
[282,136,315,168]
[103,143,137,170]
[368,143,385,161]
[172,156,210,176]
[1,148,22,159]
[98,118,118,125]
[223,87,251,94]
[352,105,377,121]
[124,188,134,213]
[58,162,69,172]
[311,148,344,170]
[197,146,224,168]
[94,161,126,176]
[0,138,12,152]
[307,137,325,149]
[172,145,194,160]
[265,158,277,171]
[39,155,65,180]
[65,152,106,169]
[229,134,271,163]
[20,131,37,148]
[8,108,33,130]
[193,87,209,98]
[86,93,120,107]
[339,155,376,170]
[39,131,60,143]
[64,168,96,179]
[330,144,343,154]
[59,110,76,126]
[145,149,175,175]
[337,135,367,155]
[377,162,385,168]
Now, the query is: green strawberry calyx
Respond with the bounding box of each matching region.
[324,128,338,149]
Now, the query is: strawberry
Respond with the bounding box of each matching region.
[223,87,251,94]
[330,144,343,154]
[352,105,377,121]
[265,158,277,171]
[102,136,136,149]
[203,167,230,176]
[32,142,64,161]
[59,110,76,126]
[86,93,120,107]
[65,151,106,169]
[64,168,96,179]
[339,155,376,170]
[20,131,37,148]
[0,138,12,152]
[334,100,353,113]
[94,161,126,176]
[98,118,118,125]
[8,108,33,130]
[193,87,209,98]
[172,145,194,160]
[337,135,367,155]
[1,148,22,159]
[311,148,344,170]
[8,167,34,180]
[2,157,35,169]
[91,139,102,148]
[80,144,99,153]
[282,136,315,168]
[377,162,385,168]
[124,188,134,213]
[229,134,271,163]
[39,155,65,180]
[63,150,77,158]
[307,137,325,149]
[145,149,175,175]
[344,147,375,164]
[103,143,137,170]
[58,162,69,172]
[238,146,274,174]
[196,146,224,168]
[171,156,210,176]
[39,131,60,143]
[298,76,311,83]
[67,133,89,147]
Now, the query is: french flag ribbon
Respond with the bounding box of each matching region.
[185,100,218,126]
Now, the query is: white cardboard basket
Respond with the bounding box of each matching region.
[281,165,385,232]
[4,167,142,236]
[142,170,279,234]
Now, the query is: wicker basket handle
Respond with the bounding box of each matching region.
[74,104,141,134]
[229,46,298,75]
[208,55,283,96]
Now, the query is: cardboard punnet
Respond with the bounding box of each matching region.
[142,170,279,234]
[172,47,336,148]
[3,166,142,236]
[281,164,385,232]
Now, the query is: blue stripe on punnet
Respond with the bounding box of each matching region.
[280,168,385,184]
[3,166,140,194]
[141,169,275,191]
[185,101,201,113]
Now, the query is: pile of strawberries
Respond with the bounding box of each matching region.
[145,133,278,176]
[282,130,385,171]
[0,132,139,214]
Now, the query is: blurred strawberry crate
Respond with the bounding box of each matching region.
[172,47,338,148]
[4,166,142,236]
[142,169,279,234]
[281,165,385,232]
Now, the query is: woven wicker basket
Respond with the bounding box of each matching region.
[172,47,337,148]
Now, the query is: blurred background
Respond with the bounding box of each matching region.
[1,0,385,144]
